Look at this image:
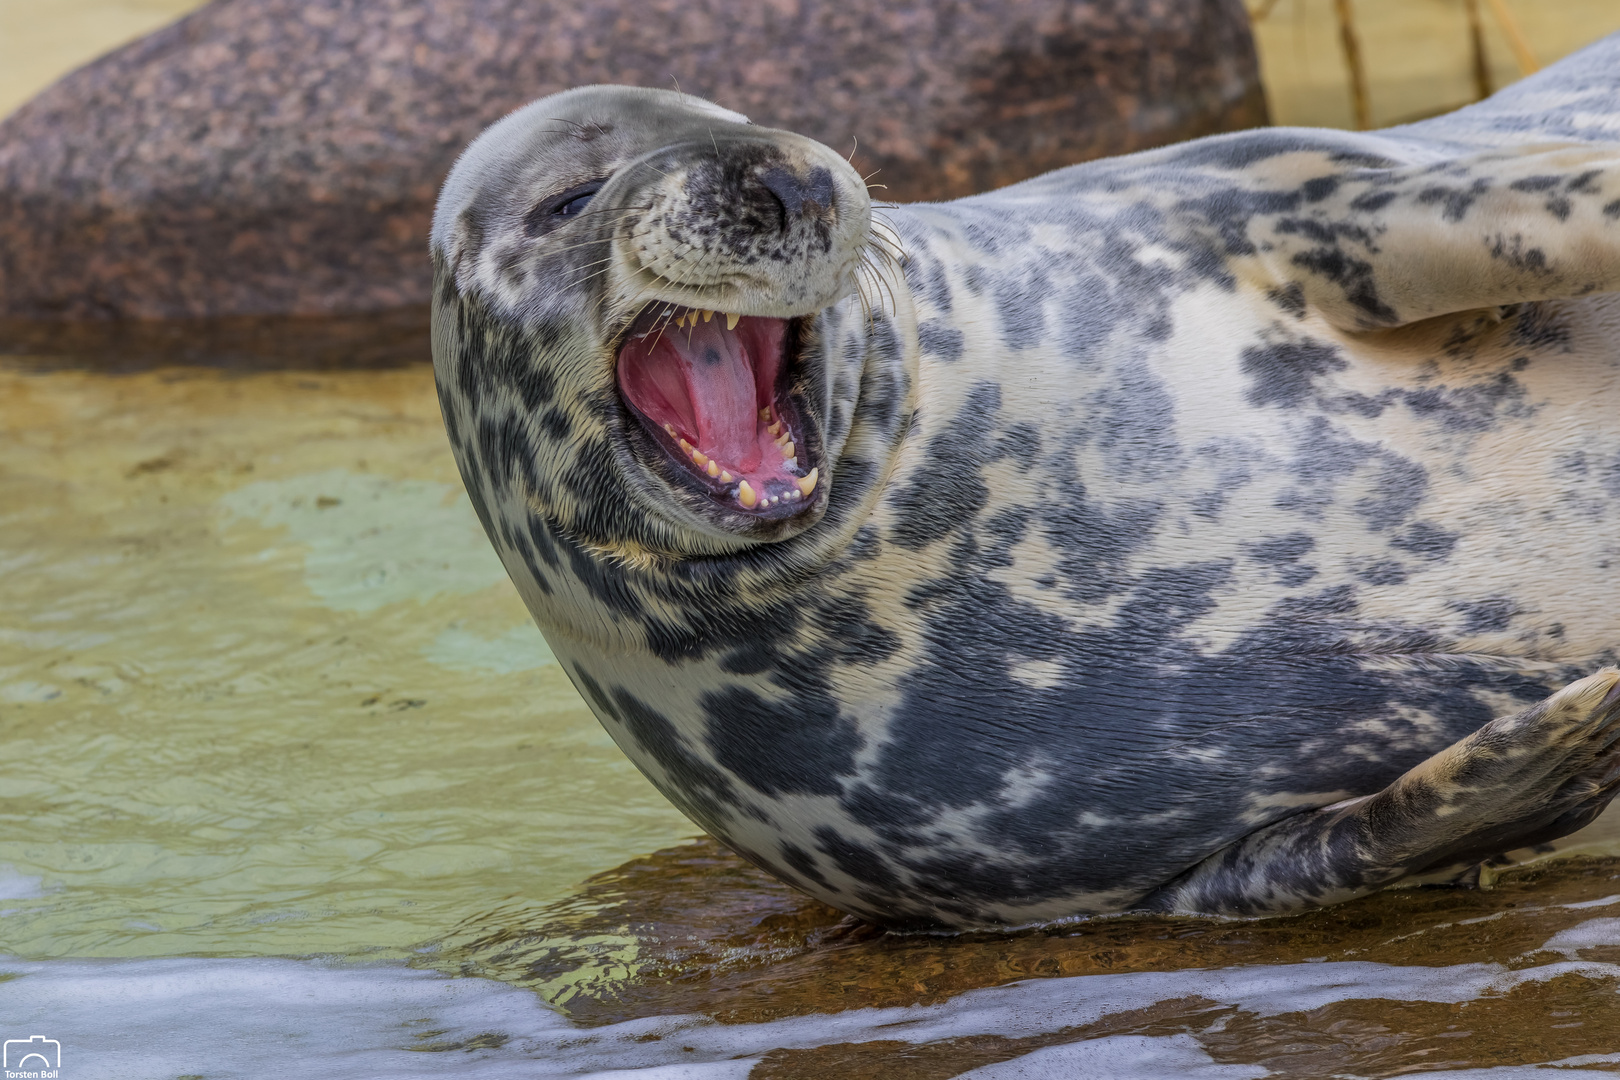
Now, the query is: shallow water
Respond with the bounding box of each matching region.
[3,326,1620,1077]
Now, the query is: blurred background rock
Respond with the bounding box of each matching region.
[0,0,1617,326]
[0,0,1267,321]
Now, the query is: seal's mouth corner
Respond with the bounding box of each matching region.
[615,304,819,519]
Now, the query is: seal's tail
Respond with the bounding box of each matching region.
[1144,668,1620,917]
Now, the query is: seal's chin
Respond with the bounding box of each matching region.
[617,304,818,517]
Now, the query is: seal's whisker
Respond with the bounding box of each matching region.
[850,261,874,329]
[575,201,654,217]
[869,214,910,271]
[865,237,902,276]
[542,116,614,143]
[559,253,617,274]
[857,222,903,311]
[562,264,616,292]
[858,252,892,327]
[556,257,620,288]
[868,254,900,319]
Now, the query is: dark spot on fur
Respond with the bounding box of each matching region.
[1389,521,1458,561]
[1247,532,1317,565]
[1241,340,1346,408]
[1416,178,1490,222]
[918,320,964,362]
[814,826,904,900]
[1452,597,1517,634]
[608,682,741,822]
[779,842,833,890]
[703,683,859,797]
[1268,283,1307,318]
[1349,190,1398,213]
[1355,457,1428,531]
[889,382,1001,549]
[1356,559,1408,586]
[1302,176,1341,202]
[1289,246,1398,324]
[1508,175,1561,193]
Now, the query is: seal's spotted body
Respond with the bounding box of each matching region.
[432,40,1620,925]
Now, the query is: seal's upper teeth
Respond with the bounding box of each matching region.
[664,423,677,436]
[720,470,733,482]
[701,309,714,322]
[767,421,782,437]
[706,460,719,477]
[759,407,772,421]
[795,468,818,496]
[726,312,740,330]
[737,480,757,508]
[780,441,794,459]
[691,448,708,467]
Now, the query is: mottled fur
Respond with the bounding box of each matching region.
[430,39,1620,925]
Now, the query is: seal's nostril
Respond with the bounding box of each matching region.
[760,167,804,220]
[805,166,834,213]
[760,166,836,225]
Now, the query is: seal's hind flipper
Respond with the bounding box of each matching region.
[1246,145,1620,332]
[1145,669,1620,917]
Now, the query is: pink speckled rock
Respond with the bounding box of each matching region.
[0,0,1267,320]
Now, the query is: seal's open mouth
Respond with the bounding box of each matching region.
[617,305,818,515]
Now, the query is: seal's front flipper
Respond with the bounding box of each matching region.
[1246,145,1620,331]
[1145,669,1620,917]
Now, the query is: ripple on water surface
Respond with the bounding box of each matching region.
[1,347,1620,1077]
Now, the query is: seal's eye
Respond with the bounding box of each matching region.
[524,180,606,236]
[555,189,596,217]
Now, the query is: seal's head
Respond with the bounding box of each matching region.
[431,87,874,563]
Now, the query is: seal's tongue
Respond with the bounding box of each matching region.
[668,318,761,469]
[618,312,787,469]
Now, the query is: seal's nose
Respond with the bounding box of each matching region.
[759,165,835,225]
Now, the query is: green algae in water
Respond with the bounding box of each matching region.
[0,365,694,960]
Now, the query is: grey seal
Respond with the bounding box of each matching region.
[429,39,1620,926]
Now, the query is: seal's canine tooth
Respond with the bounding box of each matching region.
[431,43,1620,926]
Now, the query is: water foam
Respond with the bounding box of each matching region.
[5,918,1620,1078]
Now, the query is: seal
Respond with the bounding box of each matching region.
[430,37,1620,926]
